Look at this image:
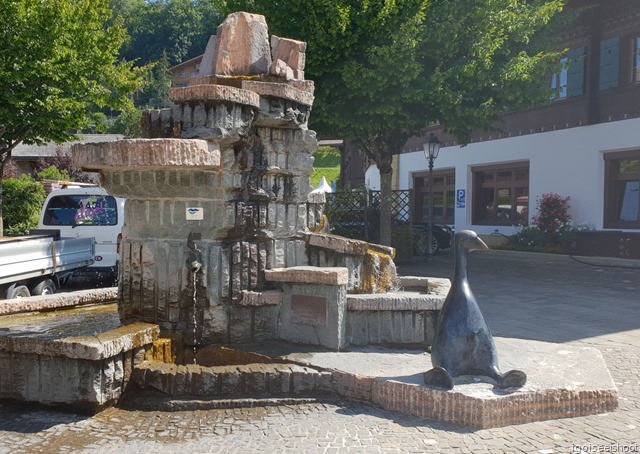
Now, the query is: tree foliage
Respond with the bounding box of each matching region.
[0,0,145,234]
[113,0,223,66]
[219,0,564,245]
[31,148,94,183]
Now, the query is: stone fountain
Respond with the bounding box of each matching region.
[73,12,411,354]
[0,13,618,427]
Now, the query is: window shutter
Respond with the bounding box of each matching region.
[599,37,619,90]
[566,47,585,97]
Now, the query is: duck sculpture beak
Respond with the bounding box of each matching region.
[456,229,490,253]
[472,236,489,252]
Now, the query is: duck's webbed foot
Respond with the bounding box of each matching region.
[497,369,527,389]
[423,366,454,390]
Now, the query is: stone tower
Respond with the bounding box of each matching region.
[73,12,396,348]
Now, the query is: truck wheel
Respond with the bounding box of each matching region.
[32,279,57,296]
[5,285,31,299]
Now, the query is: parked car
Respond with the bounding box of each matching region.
[38,187,125,277]
[410,223,453,254]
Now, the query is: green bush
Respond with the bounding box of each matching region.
[510,226,549,250]
[107,107,143,137]
[2,176,46,235]
[36,165,70,182]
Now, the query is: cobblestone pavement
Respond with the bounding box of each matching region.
[1,250,639,453]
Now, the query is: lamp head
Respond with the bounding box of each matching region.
[423,133,441,161]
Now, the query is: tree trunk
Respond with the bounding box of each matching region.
[378,162,393,246]
[358,133,406,247]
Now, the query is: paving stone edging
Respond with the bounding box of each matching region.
[129,358,617,429]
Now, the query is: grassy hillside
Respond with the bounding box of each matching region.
[311,146,340,189]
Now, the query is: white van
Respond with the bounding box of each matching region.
[38,187,125,276]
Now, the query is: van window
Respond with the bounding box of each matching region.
[43,195,118,226]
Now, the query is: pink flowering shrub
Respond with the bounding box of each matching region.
[531,193,571,242]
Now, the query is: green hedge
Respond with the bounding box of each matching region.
[3,176,46,235]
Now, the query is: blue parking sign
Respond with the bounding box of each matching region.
[456,189,465,208]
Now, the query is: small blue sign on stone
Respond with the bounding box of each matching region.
[186,207,204,221]
[456,189,466,208]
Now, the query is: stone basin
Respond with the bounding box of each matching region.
[0,304,120,341]
[0,304,159,413]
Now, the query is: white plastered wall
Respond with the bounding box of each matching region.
[366,117,640,235]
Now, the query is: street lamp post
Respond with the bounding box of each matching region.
[423,133,441,255]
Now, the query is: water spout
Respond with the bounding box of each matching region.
[186,232,203,364]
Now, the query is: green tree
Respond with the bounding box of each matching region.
[137,50,174,107]
[108,107,144,137]
[2,175,46,236]
[0,0,146,235]
[220,0,564,245]
[114,0,222,66]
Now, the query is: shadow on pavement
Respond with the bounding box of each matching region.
[398,249,640,345]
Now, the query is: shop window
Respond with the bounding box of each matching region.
[604,151,640,228]
[472,163,529,226]
[551,47,585,99]
[599,37,619,90]
[412,170,455,225]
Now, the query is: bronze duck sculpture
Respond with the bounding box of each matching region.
[424,230,527,390]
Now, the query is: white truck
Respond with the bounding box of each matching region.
[0,232,95,299]
[38,187,125,277]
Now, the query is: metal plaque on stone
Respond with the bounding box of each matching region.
[291,295,327,327]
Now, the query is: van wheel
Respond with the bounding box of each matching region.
[5,285,31,299]
[32,278,57,296]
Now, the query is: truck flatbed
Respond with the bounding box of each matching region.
[0,232,95,298]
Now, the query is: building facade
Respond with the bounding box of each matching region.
[366,1,640,242]
[170,55,203,88]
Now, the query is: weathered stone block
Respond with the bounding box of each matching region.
[72,139,220,172]
[242,81,314,106]
[229,305,253,344]
[242,364,267,395]
[271,35,306,72]
[169,85,260,107]
[199,35,217,76]
[252,305,281,342]
[265,266,348,286]
[194,368,218,395]
[174,366,190,395]
[266,367,291,395]
[238,290,283,306]
[291,365,316,394]
[278,282,348,351]
[214,12,272,76]
[219,368,242,396]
